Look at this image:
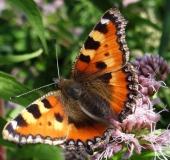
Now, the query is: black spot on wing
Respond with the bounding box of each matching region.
[27,104,41,119]
[68,116,80,127]
[95,61,107,69]
[14,114,28,127]
[85,141,94,155]
[41,99,52,109]
[97,73,112,83]
[79,54,90,63]
[48,121,52,126]
[5,123,14,133]
[94,22,108,34]
[104,52,109,56]
[54,113,63,123]
[68,116,94,128]
[84,36,100,50]
[103,12,116,23]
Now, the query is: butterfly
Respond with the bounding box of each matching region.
[2,8,139,155]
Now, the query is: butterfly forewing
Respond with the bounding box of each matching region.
[71,8,129,80]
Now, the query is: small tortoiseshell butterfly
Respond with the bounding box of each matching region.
[3,8,139,155]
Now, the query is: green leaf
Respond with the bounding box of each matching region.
[0,49,43,65]
[7,144,63,160]
[0,71,40,106]
[159,0,170,57]
[90,0,112,11]
[6,0,48,54]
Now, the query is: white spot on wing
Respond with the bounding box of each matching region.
[8,133,13,140]
[13,134,20,142]
[44,137,52,145]
[35,135,43,143]
[20,136,27,144]
[68,140,75,145]
[87,140,93,146]
[52,139,65,145]
[100,18,110,24]
[104,131,108,137]
[95,137,101,142]
[129,84,133,90]
[27,135,33,143]
[128,76,132,81]
[129,94,134,99]
[11,120,17,130]
[78,141,83,146]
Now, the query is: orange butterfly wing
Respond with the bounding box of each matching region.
[65,122,113,154]
[3,92,68,145]
[71,8,129,78]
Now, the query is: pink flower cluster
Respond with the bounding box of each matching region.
[92,54,170,160]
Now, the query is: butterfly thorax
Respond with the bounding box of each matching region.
[57,78,83,100]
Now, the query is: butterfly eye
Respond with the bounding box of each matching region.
[65,82,82,100]
[53,77,66,89]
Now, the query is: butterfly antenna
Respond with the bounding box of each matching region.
[54,39,60,79]
[10,82,56,99]
[11,40,61,100]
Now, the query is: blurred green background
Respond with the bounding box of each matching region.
[0,0,170,160]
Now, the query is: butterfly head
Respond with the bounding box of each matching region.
[53,77,83,100]
[53,77,65,88]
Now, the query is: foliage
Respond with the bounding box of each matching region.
[0,0,169,160]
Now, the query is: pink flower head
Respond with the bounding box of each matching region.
[91,54,170,160]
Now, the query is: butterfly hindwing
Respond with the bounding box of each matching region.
[104,63,138,121]
[66,122,113,154]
